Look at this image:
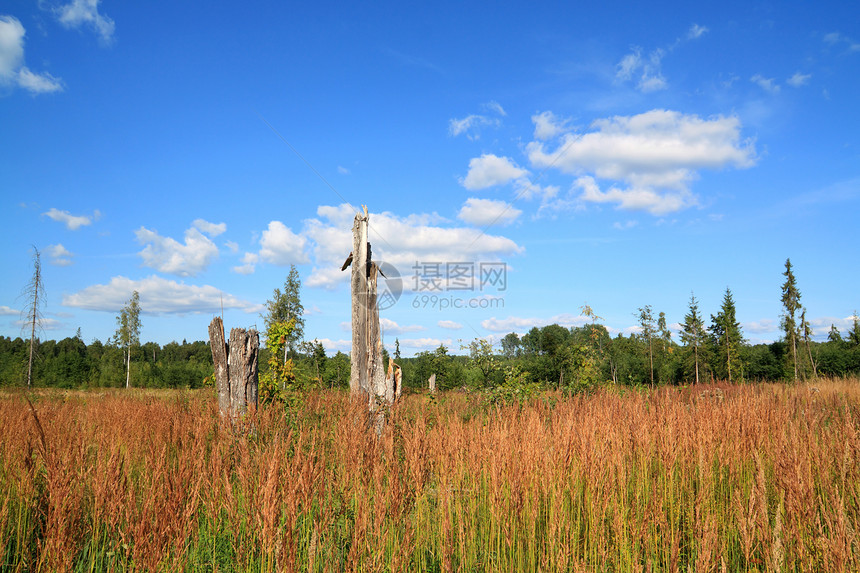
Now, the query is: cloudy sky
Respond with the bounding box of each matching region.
[2,0,858,355]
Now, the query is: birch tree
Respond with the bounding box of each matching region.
[116,291,141,388]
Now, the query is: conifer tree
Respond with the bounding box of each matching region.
[709,288,744,382]
[780,258,801,380]
[23,248,46,388]
[680,292,706,384]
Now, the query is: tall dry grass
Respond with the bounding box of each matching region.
[0,380,858,571]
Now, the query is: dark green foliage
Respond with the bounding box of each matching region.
[0,336,213,388]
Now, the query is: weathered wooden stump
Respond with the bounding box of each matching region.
[208,317,259,422]
[344,206,401,434]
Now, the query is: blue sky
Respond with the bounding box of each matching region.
[1,0,858,356]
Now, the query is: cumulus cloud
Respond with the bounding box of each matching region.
[751,74,780,93]
[46,243,74,266]
[380,318,425,335]
[397,337,454,351]
[460,154,529,190]
[314,338,351,354]
[136,221,223,277]
[63,275,262,315]
[56,0,115,44]
[449,101,506,140]
[0,16,64,94]
[786,72,811,87]
[616,23,708,93]
[616,46,666,92]
[687,24,709,39]
[448,114,500,139]
[823,32,860,52]
[192,219,226,237]
[0,305,18,316]
[458,198,522,227]
[532,111,571,141]
[482,313,589,333]
[303,204,524,290]
[527,109,756,215]
[44,208,99,230]
[438,320,462,330]
[232,252,258,275]
[259,220,309,265]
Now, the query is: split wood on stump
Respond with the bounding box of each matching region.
[208,317,259,423]
[345,206,401,434]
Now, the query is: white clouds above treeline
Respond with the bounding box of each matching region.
[457,108,756,216]
[136,219,225,277]
[44,208,101,230]
[63,275,262,315]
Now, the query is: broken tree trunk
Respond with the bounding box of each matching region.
[350,208,369,395]
[208,317,259,422]
[428,373,436,394]
[348,206,399,434]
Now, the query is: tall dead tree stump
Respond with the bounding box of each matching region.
[345,206,401,434]
[208,317,259,422]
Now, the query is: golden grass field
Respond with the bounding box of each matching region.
[1,380,858,571]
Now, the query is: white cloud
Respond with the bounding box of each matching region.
[532,111,571,141]
[687,24,709,39]
[460,154,529,190]
[823,32,860,52]
[0,16,64,94]
[787,72,811,87]
[751,74,780,93]
[44,208,99,230]
[576,176,693,215]
[314,338,351,354]
[63,275,262,315]
[56,0,115,44]
[192,219,226,237]
[225,240,239,253]
[482,313,589,333]
[616,46,666,92]
[616,24,707,93]
[303,204,524,289]
[397,337,453,351]
[0,305,18,316]
[16,67,64,93]
[448,114,500,139]
[483,100,507,116]
[527,109,756,214]
[438,320,462,330]
[380,318,425,335]
[232,252,258,275]
[135,223,220,277]
[258,221,309,266]
[449,103,505,139]
[47,243,74,266]
[743,319,777,333]
[337,165,350,175]
[458,198,522,227]
[612,220,638,230]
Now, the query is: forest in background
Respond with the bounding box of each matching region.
[5,259,859,392]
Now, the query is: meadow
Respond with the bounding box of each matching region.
[1,380,858,572]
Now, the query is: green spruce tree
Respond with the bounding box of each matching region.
[680,292,706,384]
[780,258,801,381]
[709,288,744,383]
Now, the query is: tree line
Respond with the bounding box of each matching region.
[5,259,858,391]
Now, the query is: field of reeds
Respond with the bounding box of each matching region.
[1,380,859,572]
